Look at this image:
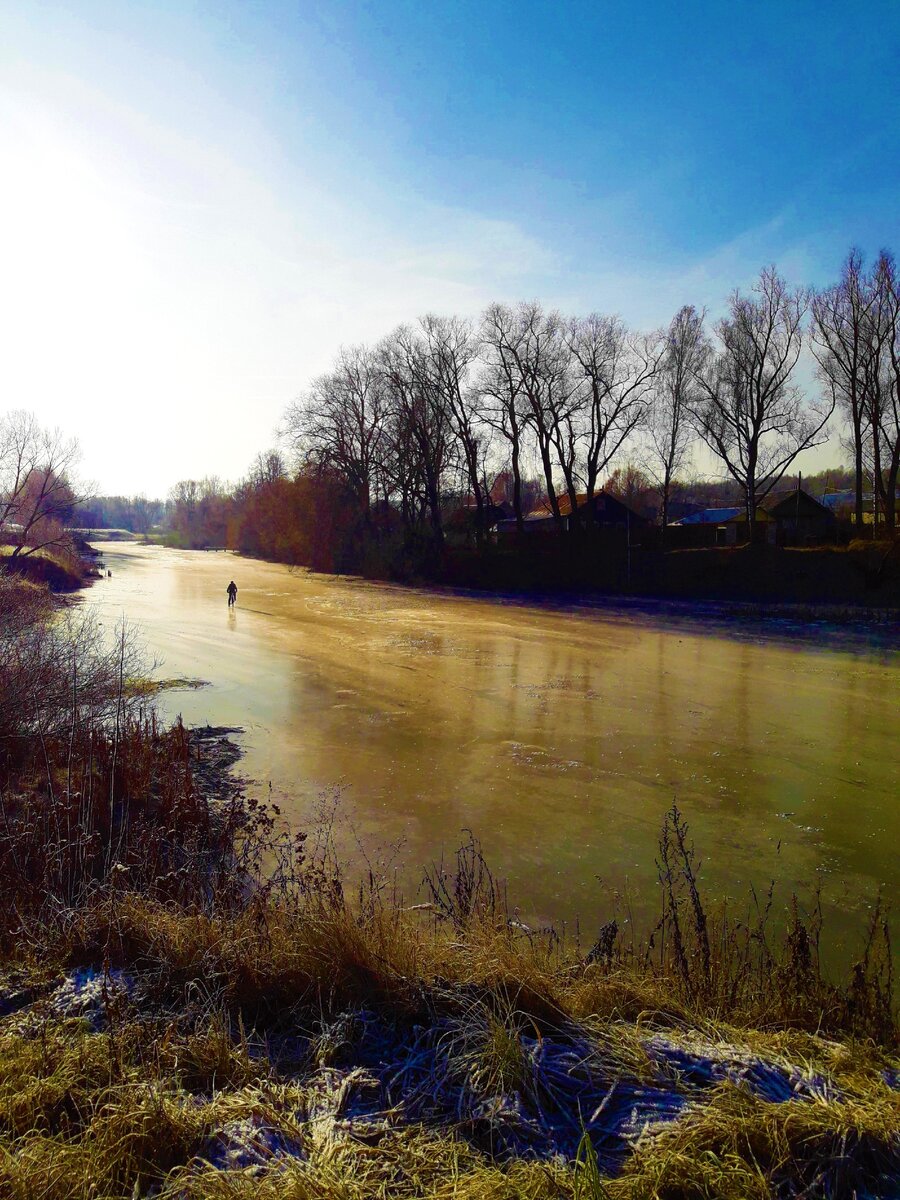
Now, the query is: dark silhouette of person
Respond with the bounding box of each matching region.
[227,580,237,607]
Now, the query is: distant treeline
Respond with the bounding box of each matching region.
[166,459,362,571]
[71,495,170,532]
[162,453,856,583]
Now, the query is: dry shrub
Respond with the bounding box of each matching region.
[39,805,895,1053]
[0,718,263,932]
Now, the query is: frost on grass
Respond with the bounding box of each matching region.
[202,1116,306,1172]
[644,1032,845,1104]
[49,968,136,1029]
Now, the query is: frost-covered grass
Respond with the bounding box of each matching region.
[0,964,896,1199]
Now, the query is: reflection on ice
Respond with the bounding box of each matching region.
[86,543,900,952]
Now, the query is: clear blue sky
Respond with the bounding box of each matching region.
[1,0,898,492]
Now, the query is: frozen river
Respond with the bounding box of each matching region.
[86,543,899,948]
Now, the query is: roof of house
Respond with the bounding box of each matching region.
[672,506,776,525]
[673,507,742,525]
[526,495,572,518]
[762,488,835,518]
[446,501,510,528]
[822,490,873,509]
[529,490,646,521]
[492,514,553,532]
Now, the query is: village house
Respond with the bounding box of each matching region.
[494,490,648,536]
[762,487,836,545]
[668,487,838,546]
[822,489,900,526]
[668,506,776,546]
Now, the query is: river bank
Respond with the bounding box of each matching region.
[3,899,898,1199]
[230,540,900,632]
[425,540,900,614]
[2,565,898,1197]
[0,541,94,592]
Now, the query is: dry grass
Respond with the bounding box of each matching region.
[608,1082,900,1199]
[0,999,894,1199]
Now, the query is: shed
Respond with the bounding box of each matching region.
[669,506,774,547]
[761,488,836,545]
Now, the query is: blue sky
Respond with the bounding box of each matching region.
[1,0,898,493]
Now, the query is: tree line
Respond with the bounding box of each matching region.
[72,495,169,533]
[5,250,896,581]
[159,253,900,569]
[278,255,898,548]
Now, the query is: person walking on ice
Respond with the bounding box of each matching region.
[227,580,238,607]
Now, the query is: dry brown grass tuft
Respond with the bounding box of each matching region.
[607,1081,900,1199]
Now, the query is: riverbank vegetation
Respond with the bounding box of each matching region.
[0,410,94,591]
[0,542,87,591]
[71,494,169,534]
[0,569,897,1197]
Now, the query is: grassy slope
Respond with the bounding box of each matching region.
[0,544,87,591]
[0,890,897,1199]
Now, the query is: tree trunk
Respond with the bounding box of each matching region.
[884,451,899,534]
[872,431,883,537]
[661,466,671,544]
[511,434,524,533]
[853,417,865,530]
[537,440,563,533]
[745,443,758,543]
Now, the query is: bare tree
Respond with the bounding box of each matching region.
[477,304,531,531]
[814,250,900,534]
[378,325,455,546]
[692,268,832,533]
[129,496,156,536]
[518,305,583,530]
[285,346,388,522]
[811,250,874,528]
[644,305,705,533]
[566,314,662,518]
[168,479,200,545]
[418,315,491,540]
[478,302,586,532]
[486,304,576,530]
[250,450,287,486]
[870,252,900,533]
[0,410,80,561]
